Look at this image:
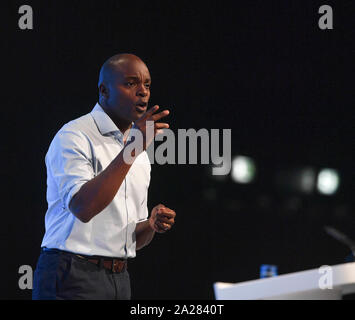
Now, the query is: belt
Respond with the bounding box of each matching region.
[75,254,128,273]
[41,248,127,273]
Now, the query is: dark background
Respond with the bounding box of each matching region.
[1,0,354,299]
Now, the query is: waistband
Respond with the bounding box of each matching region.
[41,247,128,273]
[41,247,127,261]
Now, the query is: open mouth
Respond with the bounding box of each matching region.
[136,102,147,112]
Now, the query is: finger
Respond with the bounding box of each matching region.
[157,208,176,218]
[142,105,160,120]
[157,209,175,218]
[157,214,175,222]
[157,213,174,221]
[153,221,166,233]
[155,129,164,135]
[150,110,170,122]
[155,220,170,232]
[155,204,166,211]
[155,123,169,129]
[154,127,168,136]
[157,216,175,225]
[157,206,173,212]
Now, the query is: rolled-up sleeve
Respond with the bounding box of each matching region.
[46,128,94,211]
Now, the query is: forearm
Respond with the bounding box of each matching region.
[69,144,137,223]
[135,220,155,250]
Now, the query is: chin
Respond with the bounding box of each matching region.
[134,112,145,120]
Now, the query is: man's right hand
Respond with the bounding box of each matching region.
[134,105,170,150]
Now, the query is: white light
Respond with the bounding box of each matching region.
[231,156,256,183]
[317,168,340,195]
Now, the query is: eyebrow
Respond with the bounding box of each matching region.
[125,76,151,82]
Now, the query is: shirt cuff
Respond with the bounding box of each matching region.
[64,182,86,211]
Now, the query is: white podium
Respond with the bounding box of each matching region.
[214,262,355,300]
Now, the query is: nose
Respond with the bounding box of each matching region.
[137,84,149,97]
[137,83,149,97]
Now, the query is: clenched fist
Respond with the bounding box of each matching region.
[149,204,176,233]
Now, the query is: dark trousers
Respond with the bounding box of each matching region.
[32,249,131,300]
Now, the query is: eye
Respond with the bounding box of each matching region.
[144,83,151,89]
[126,82,135,87]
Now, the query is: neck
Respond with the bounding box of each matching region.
[115,118,132,135]
[100,102,132,134]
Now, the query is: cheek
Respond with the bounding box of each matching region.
[110,89,133,106]
[122,93,135,105]
[108,89,120,105]
[119,88,135,102]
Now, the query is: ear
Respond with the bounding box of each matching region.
[99,83,109,100]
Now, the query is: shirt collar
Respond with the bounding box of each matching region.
[90,103,137,141]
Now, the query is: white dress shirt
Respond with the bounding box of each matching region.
[41,103,151,258]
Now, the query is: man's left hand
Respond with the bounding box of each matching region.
[149,204,176,233]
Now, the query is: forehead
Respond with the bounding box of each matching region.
[113,58,150,80]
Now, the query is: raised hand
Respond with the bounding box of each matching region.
[135,105,170,150]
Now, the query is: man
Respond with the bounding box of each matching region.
[32,53,176,300]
